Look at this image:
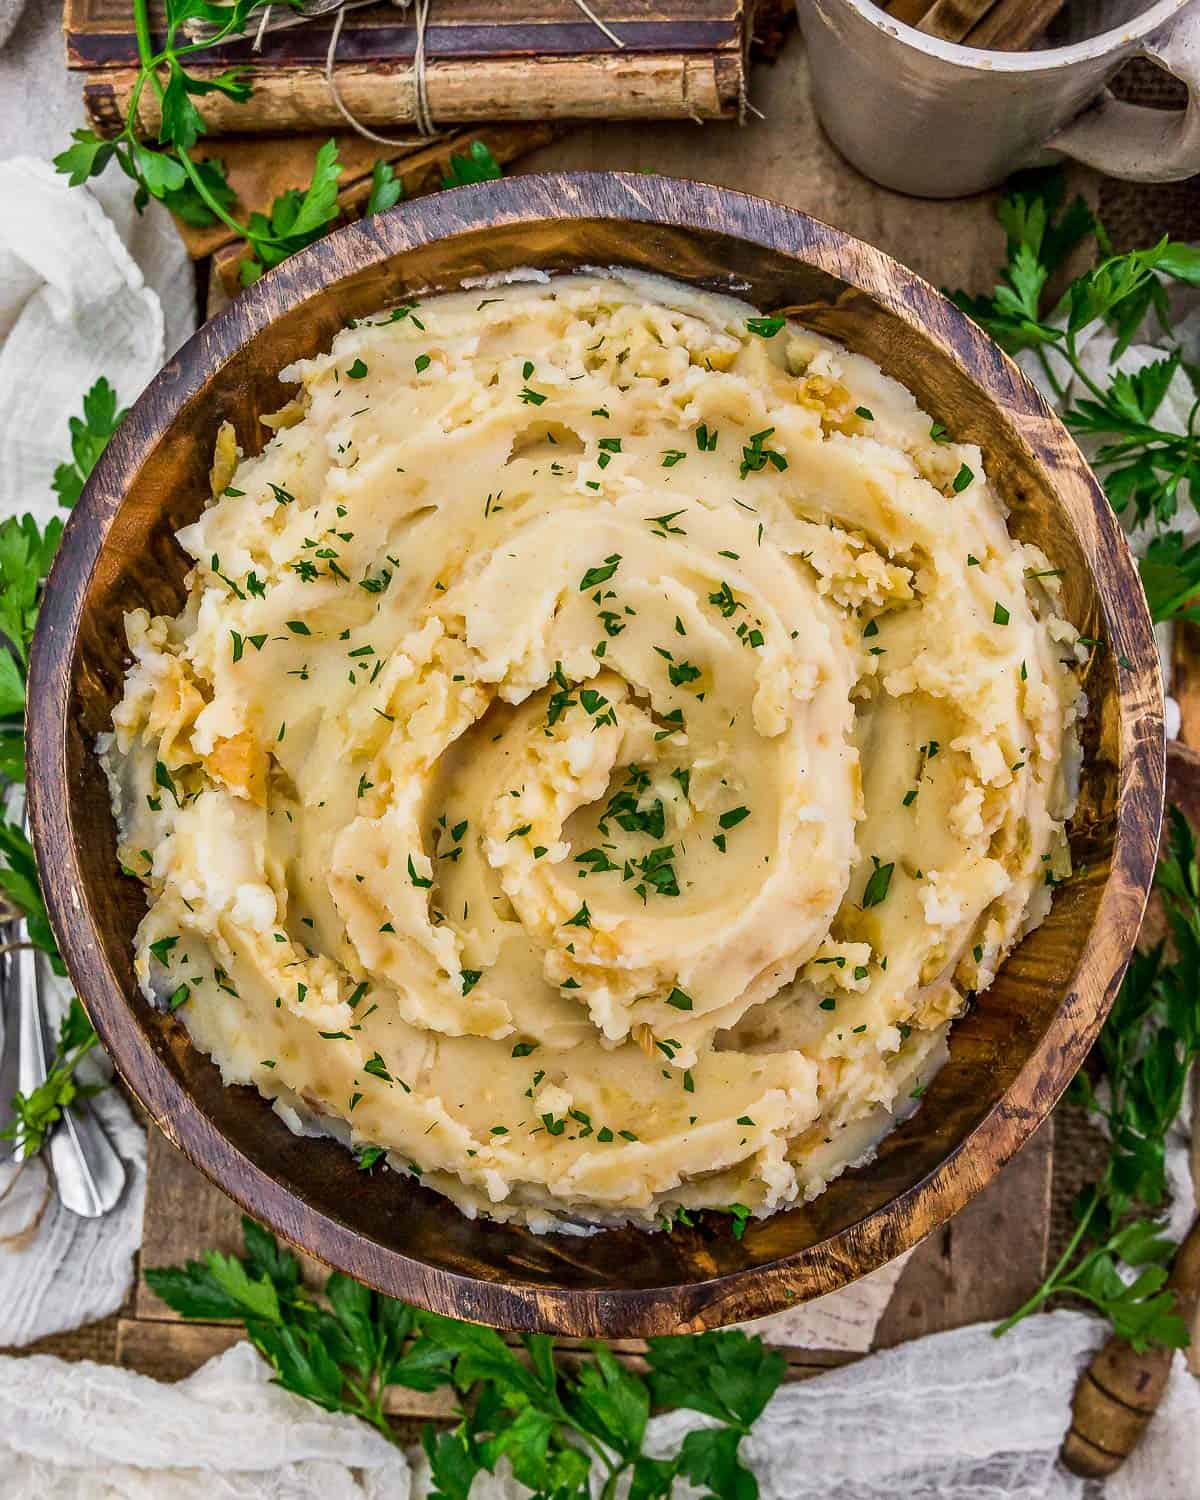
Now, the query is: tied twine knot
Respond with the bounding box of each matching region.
[249,0,627,149]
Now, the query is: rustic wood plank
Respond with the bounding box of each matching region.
[874,1116,1053,1346]
[136,1126,328,1319]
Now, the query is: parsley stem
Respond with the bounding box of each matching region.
[129,0,157,126]
[1063,331,1113,411]
[1034,346,1067,404]
[129,0,298,254]
[176,146,258,242]
[991,1190,1098,1337]
[600,1464,630,1500]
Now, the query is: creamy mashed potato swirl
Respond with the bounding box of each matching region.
[103,272,1082,1232]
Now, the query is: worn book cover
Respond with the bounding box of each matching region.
[67,1,754,133]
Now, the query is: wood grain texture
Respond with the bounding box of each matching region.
[129,1101,1050,1345]
[874,1117,1052,1345]
[517,38,1083,296]
[26,173,1164,1336]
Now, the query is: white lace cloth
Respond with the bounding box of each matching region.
[0,1312,1196,1498]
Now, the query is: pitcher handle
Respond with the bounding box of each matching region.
[1047,4,1200,182]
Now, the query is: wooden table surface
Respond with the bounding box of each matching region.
[108,31,1073,1390]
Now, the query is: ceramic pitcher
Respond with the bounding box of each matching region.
[796,0,1200,196]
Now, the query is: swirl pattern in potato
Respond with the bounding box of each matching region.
[103,273,1082,1231]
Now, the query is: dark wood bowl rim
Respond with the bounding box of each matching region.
[27,173,1164,1335]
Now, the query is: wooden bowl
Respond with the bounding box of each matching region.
[27,174,1164,1336]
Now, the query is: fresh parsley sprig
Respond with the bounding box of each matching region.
[148,1214,786,1498]
[0,997,101,1158]
[53,2,509,289]
[994,805,1200,1352]
[55,0,345,285]
[950,169,1200,623]
[1,379,122,1156]
[51,376,128,508]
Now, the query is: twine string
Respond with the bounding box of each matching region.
[323,0,626,146]
[324,1,433,147]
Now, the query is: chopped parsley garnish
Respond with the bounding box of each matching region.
[148,930,177,966]
[665,986,693,1011]
[579,555,621,590]
[739,428,788,479]
[346,358,368,379]
[154,761,180,805]
[708,580,741,618]
[861,856,895,908]
[647,509,687,537]
[952,463,974,493]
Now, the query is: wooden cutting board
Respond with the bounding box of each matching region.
[112,31,1069,1391]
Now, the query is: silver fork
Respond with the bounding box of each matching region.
[4,786,125,1215]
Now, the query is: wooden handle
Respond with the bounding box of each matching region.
[883,0,939,26]
[966,0,1071,50]
[1061,1215,1200,1477]
[915,0,997,42]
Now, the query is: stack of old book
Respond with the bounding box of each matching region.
[64,0,766,292]
[68,1,758,135]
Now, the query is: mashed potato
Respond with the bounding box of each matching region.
[102,272,1082,1232]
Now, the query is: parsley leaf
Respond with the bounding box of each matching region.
[147,1214,787,1491]
[995,804,1200,1352]
[365,158,403,216]
[948,167,1200,548]
[51,376,127,507]
[440,139,503,188]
